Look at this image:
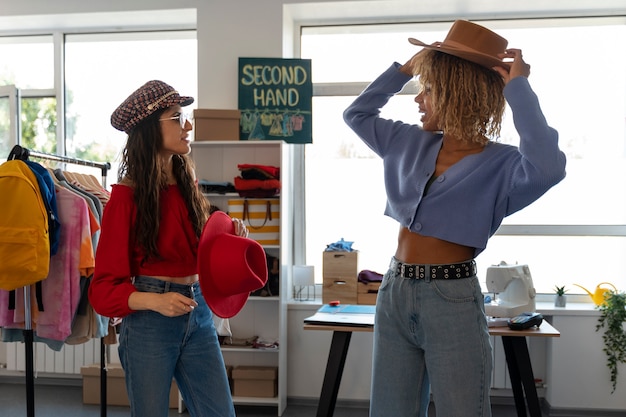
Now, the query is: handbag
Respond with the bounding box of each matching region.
[251,254,280,297]
[228,198,280,245]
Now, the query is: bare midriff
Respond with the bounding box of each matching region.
[147,274,199,285]
[395,226,475,265]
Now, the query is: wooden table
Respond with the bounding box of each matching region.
[304,314,560,417]
[488,323,560,417]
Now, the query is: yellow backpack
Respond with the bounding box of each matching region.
[0,159,50,291]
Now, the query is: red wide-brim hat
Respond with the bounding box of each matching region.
[198,211,268,318]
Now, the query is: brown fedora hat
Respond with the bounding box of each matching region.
[409,20,509,70]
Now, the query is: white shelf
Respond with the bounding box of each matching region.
[231,396,279,405]
[203,193,281,198]
[248,295,280,302]
[191,140,292,416]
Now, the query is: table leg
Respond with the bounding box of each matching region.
[316,331,353,417]
[501,336,543,417]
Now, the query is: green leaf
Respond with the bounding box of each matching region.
[595,290,626,393]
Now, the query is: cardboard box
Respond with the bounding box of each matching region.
[232,366,277,398]
[194,109,241,141]
[322,251,359,304]
[81,363,178,408]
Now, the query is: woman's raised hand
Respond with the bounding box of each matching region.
[494,48,531,84]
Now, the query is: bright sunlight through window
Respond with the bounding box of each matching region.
[301,17,626,294]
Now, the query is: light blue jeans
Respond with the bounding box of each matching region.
[370,259,492,417]
[118,276,235,417]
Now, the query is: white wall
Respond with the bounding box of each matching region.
[286,304,626,412]
[288,306,373,400]
[546,313,626,411]
[1,0,626,412]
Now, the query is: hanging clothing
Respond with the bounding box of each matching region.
[0,186,95,350]
[0,155,111,350]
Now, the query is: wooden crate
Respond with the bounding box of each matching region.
[357,281,381,305]
[322,251,358,304]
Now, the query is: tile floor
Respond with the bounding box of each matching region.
[0,381,528,417]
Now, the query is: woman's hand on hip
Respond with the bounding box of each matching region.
[128,291,198,317]
[154,292,198,317]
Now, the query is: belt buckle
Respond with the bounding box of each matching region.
[400,263,406,277]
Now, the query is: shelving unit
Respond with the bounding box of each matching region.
[190,140,293,416]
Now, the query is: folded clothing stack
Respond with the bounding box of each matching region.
[358,270,384,283]
[198,179,236,194]
[234,163,281,197]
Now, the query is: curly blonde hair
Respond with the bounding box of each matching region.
[414,50,506,145]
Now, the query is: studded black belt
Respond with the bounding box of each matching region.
[390,258,477,280]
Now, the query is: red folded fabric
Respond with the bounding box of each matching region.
[237,164,280,180]
[234,177,281,191]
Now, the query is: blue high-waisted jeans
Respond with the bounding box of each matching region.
[370,259,492,417]
[118,276,235,417]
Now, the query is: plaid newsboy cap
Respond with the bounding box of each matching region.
[111,80,194,133]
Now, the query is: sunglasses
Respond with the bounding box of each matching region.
[159,112,193,129]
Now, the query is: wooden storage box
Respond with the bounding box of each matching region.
[357,281,381,305]
[322,251,359,304]
[194,109,241,141]
[81,363,178,408]
[232,366,278,398]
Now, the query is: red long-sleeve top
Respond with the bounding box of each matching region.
[88,184,199,318]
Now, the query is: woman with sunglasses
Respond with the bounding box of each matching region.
[89,80,244,417]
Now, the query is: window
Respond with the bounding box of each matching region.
[301,17,626,294]
[0,35,54,89]
[0,27,196,183]
[64,31,197,171]
[0,36,56,155]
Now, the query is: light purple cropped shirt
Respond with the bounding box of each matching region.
[343,63,566,257]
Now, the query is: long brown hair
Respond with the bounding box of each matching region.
[117,108,210,263]
[415,50,506,145]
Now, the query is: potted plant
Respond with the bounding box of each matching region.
[553,285,567,307]
[595,289,626,393]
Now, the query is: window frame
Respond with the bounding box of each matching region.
[0,10,196,159]
[299,16,626,295]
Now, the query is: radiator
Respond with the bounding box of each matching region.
[490,335,547,389]
[3,338,102,375]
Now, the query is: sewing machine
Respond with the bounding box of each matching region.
[484,261,537,318]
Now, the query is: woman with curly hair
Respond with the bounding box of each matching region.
[344,20,566,416]
[89,80,246,417]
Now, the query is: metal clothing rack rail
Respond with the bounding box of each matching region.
[6,145,111,417]
[16,146,111,181]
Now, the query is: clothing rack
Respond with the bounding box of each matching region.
[11,145,111,182]
[6,145,111,417]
